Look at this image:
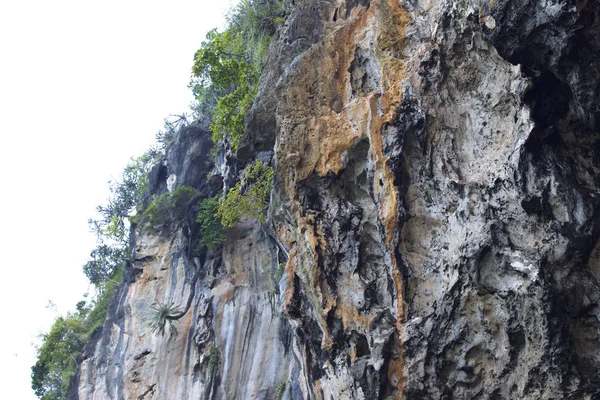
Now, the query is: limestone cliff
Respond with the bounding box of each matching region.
[70,0,600,399]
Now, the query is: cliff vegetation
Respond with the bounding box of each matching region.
[31,1,283,398]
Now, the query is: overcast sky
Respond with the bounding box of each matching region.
[0,0,235,397]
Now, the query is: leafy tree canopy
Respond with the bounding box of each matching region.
[190,0,284,149]
[84,152,159,285]
[196,197,227,249]
[31,270,122,400]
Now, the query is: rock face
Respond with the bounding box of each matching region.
[69,125,292,400]
[70,0,600,399]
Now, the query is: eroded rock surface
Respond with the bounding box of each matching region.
[69,123,292,400]
[71,0,600,399]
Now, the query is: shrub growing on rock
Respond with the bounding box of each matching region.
[196,197,227,249]
[219,159,274,227]
[141,186,200,230]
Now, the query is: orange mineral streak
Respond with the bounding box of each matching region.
[283,248,298,313]
[370,3,409,398]
[276,1,409,396]
[336,287,375,332]
[388,357,405,400]
[315,380,324,400]
[175,306,194,373]
[348,343,358,364]
[277,9,371,195]
[297,213,322,289]
[298,213,335,349]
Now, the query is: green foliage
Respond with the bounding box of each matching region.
[189,81,229,126]
[31,270,123,400]
[207,344,219,375]
[141,186,200,230]
[155,114,189,151]
[219,160,274,227]
[276,381,287,400]
[90,152,159,245]
[274,261,286,281]
[196,197,227,249]
[211,83,258,149]
[140,194,169,228]
[34,147,158,399]
[32,2,286,396]
[192,29,260,149]
[170,185,200,210]
[190,0,284,149]
[192,29,254,89]
[82,245,127,287]
[31,314,86,400]
[85,152,159,287]
[86,269,123,333]
[227,0,284,53]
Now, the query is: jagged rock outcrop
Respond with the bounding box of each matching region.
[69,124,292,400]
[70,0,600,399]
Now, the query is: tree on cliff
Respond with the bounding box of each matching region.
[190,0,284,149]
[32,1,286,397]
[31,271,121,400]
[32,150,156,399]
[83,151,159,286]
[31,313,87,400]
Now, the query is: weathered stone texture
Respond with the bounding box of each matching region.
[71,0,600,399]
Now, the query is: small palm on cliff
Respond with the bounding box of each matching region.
[147,301,183,336]
[147,261,202,336]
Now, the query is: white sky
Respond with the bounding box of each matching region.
[0,1,235,397]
